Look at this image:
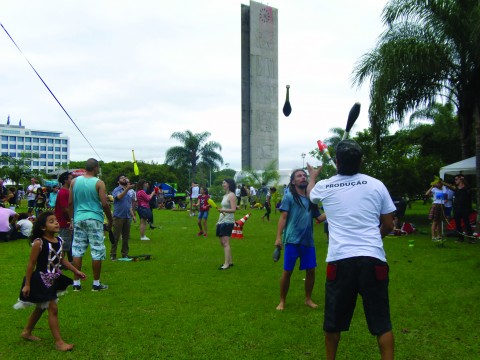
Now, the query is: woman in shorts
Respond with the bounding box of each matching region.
[216,179,237,270]
[136,180,155,241]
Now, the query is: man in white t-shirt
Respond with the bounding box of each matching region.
[307,140,395,360]
[425,180,445,240]
[26,178,41,210]
[249,185,257,207]
[190,182,199,216]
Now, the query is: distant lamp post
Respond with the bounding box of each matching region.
[301,153,306,168]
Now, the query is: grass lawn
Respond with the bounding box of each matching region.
[0,202,479,359]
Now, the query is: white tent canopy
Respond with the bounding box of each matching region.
[439,156,476,179]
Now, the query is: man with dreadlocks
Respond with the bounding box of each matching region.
[274,169,325,311]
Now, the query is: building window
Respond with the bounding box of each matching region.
[1,144,7,149]
[47,146,53,151]
[40,154,46,158]
[9,152,16,157]
[9,136,16,141]
[55,162,61,167]
[33,146,39,151]
[25,145,31,150]
[40,146,46,151]
[55,139,61,144]
[62,155,67,159]
[62,139,67,144]
[1,136,8,141]
[9,144,15,149]
[25,137,31,142]
[18,145,24,150]
[40,138,46,143]
[18,137,24,141]
[33,138,39,143]
[48,162,54,166]
[2,152,8,156]
[47,154,53,159]
[47,139,53,144]
[62,147,67,152]
[40,161,46,166]
[55,147,60,151]
[33,161,39,166]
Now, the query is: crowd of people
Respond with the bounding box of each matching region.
[5,144,477,357]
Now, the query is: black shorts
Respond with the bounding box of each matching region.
[324,256,392,336]
[137,206,153,221]
[216,223,234,237]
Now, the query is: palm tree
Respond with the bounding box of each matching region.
[352,0,479,158]
[165,130,223,180]
[352,0,480,219]
[0,152,37,185]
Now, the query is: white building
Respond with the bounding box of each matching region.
[0,121,70,173]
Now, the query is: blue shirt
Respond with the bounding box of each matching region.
[280,192,320,247]
[113,185,133,219]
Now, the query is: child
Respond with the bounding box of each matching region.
[196,187,210,237]
[27,208,36,222]
[14,211,86,351]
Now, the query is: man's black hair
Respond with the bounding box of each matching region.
[335,139,363,176]
[58,171,71,185]
[288,169,317,212]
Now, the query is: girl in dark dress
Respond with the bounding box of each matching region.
[14,211,86,351]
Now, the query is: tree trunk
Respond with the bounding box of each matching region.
[475,103,480,229]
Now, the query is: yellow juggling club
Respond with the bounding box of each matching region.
[207,198,218,209]
[132,150,140,176]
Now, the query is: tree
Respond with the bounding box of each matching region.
[164,131,223,181]
[353,0,479,157]
[0,152,38,185]
[240,160,280,189]
[352,0,480,214]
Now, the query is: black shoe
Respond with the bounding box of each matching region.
[73,285,82,292]
[92,283,109,292]
[150,225,156,229]
[218,265,230,270]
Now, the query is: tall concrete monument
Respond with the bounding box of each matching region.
[241,1,279,171]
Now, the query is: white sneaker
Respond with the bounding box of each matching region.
[140,236,150,241]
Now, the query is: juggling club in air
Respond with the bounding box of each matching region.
[341,102,361,140]
[317,140,336,167]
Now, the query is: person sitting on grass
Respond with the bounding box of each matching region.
[15,212,33,240]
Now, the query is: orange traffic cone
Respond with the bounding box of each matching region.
[236,213,251,227]
[231,223,243,239]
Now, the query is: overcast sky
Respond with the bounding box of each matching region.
[0,0,386,171]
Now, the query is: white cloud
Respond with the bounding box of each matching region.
[0,0,386,171]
